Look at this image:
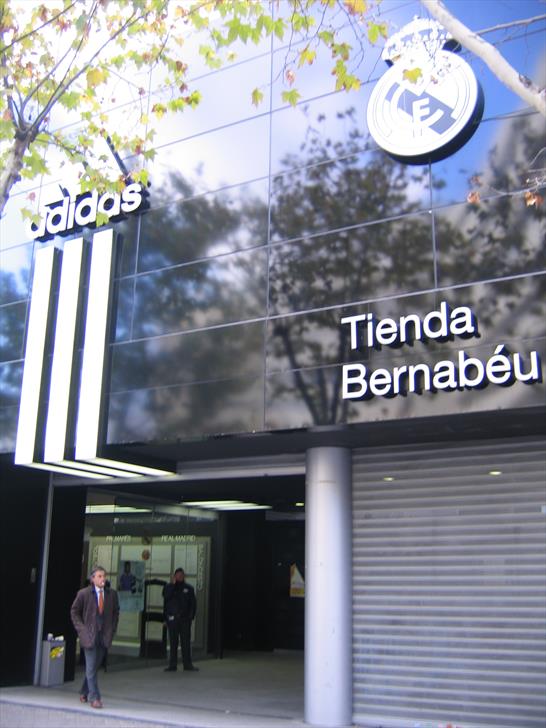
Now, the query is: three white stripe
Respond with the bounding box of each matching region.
[14,230,171,479]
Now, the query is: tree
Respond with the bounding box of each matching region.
[1,0,544,221]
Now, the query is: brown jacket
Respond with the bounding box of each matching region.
[70,585,120,649]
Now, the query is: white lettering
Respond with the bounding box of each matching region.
[29,185,145,240]
[342,363,367,399]
[369,367,392,396]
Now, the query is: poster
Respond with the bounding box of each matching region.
[117,559,145,612]
[174,544,198,574]
[289,564,305,598]
[150,545,171,574]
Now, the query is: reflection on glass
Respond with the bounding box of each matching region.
[114,278,134,343]
[133,247,267,338]
[115,217,140,279]
[107,375,264,443]
[267,308,372,375]
[0,301,27,362]
[271,145,430,242]
[0,360,23,452]
[266,275,546,429]
[149,54,271,149]
[269,212,434,316]
[110,321,264,392]
[150,116,270,201]
[435,197,546,287]
[139,178,269,272]
[0,242,33,304]
[432,113,546,208]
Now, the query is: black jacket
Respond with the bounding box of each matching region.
[163,581,196,621]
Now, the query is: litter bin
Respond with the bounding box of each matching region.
[40,639,65,686]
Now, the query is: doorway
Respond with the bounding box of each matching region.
[79,474,305,669]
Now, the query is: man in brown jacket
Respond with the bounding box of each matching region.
[70,566,119,709]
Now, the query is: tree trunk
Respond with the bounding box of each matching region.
[0,134,30,217]
[421,0,546,117]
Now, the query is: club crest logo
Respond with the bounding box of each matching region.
[367,18,484,164]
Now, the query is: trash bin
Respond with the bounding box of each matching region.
[40,638,65,686]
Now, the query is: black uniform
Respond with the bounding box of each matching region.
[163,580,197,670]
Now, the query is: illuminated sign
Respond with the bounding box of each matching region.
[341,303,542,399]
[28,182,146,241]
[367,18,483,163]
[14,229,174,480]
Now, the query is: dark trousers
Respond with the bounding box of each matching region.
[166,617,192,668]
[80,633,105,702]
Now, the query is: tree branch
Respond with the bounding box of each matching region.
[0,1,79,54]
[421,0,546,117]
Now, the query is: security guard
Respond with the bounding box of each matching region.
[163,568,198,672]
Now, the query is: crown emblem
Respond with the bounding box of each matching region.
[381,17,456,66]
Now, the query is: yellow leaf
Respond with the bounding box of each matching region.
[403,67,423,84]
[344,0,367,14]
[86,67,105,88]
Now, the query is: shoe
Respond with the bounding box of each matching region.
[164,666,177,672]
[79,695,88,703]
[184,665,199,671]
[90,700,103,709]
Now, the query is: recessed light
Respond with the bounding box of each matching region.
[295,502,305,507]
[383,476,395,482]
[488,470,502,476]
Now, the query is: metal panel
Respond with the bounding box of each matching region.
[352,436,546,728]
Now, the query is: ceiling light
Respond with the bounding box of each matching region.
[488,470,502,476]
[383,476,395,482]
[295,502,305,507]
[85,505,151,514]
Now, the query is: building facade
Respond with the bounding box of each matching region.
[1,2,545,727]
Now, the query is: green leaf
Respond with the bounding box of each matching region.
[60,90,80,110]
[298,47,316,67]
[281,89,301,107]
[251,87,264,107]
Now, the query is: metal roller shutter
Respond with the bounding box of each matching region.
[352,436,546,728]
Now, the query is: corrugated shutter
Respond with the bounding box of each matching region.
[353,436,546,728]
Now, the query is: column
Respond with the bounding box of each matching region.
[305,447,352,727]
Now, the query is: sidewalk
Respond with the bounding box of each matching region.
[0,652,307,728]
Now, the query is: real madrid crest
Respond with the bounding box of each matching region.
[367,18,484,164]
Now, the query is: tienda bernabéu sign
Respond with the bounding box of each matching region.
[341,302,542,399]
[28,182,146,241]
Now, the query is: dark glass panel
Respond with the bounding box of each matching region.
[133,247,267,338]
[267,275,546,374]
[271,96,375,176]
[138,180,269,272]
[107,376,264,444]
[0,359,22,450]
[265,338,546,431]
[269,213,434,316]
[0,242,33,304]
[435,197,545,287]
[0,301,27,362]
[115,216,140,279]
[267,307,373,375]
[271,147,430,243]
[0,360,23,407]
[142,116,270,202]
[110,321,265,392]
[0,406,18,453]
[432,113,546,208]
[113,277,134,343]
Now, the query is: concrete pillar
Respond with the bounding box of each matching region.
[305,447,352,727]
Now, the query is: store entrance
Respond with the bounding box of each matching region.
[80,475,305,671]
